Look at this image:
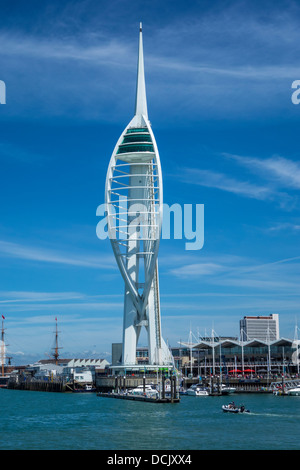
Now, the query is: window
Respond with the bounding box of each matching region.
[122,134,152,143]
[126,127,148,134]
[117,143,154,154]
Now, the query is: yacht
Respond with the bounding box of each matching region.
[128,384,159,398]
[187,384,209,396]
[212,384,236,395]
[221,384,236,395]
[287,385,300,396]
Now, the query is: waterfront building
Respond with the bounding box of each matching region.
[240,314,280,341]
[178,335,298,377]
[105,24,173,371]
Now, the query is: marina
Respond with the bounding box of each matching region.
[2,315,300,398]
[1,388,299,450]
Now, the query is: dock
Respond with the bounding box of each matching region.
[97,392,180,403]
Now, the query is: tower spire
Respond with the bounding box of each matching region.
[134,22,148,119]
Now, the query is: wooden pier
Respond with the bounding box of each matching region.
[97,392,180,403]
[8,378,66,392]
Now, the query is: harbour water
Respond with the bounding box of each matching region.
[1,389,299,450]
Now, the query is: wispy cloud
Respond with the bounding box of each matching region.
[224,154,300,190]
[177,151,300,209]
[267,223,300,232]
[1,1,300,122]
[169,262,224,278]
[178,168,272,200]
[0,32,132,66]
[167,252,300,294]
[0,239,116,269]
[0,291,85,303]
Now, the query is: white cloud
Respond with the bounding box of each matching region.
[268,223,300,232]
[178,167,273,200]
[0,291,85,303]
[177,152,300,209]
[170,262,224,278]
[0,239,116,269]
[224,154,300,190]
[1,2,300,122]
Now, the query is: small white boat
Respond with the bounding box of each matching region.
[73,383,96,393]
[213,384,236,395]
[221,384,236,394]
[222,403,250,414]
[187,384,209,396]
[287,385,300,396]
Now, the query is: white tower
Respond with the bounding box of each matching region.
[105,24,173,369]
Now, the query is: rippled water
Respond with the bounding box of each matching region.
[1,389,299,450]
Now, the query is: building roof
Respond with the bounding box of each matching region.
[179,336,296,350]
[67,358,109,368]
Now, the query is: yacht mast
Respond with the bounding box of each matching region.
[1,315,6,377]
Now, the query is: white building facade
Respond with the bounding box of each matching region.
[240,314,280,341]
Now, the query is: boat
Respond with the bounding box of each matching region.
[128,384,159,399]
[187,384,209,396]
[73,383,96,393]
[213,384,236,395]
[220,384,236,394]
[273,388,287,396]
[287,385,300,396]
[0,375,10,389]
[222,402,250,413]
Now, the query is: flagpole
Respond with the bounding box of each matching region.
[1,315,5,377]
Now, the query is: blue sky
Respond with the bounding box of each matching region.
[1,0,300,364]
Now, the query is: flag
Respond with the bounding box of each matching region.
[2,315,5,319]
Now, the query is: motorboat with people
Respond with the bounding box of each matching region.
[187,384,209,396]
[222,401,250,413]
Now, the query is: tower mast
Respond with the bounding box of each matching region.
[135,23,148,120]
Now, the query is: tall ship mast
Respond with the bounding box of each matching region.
[52,317,63,365]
